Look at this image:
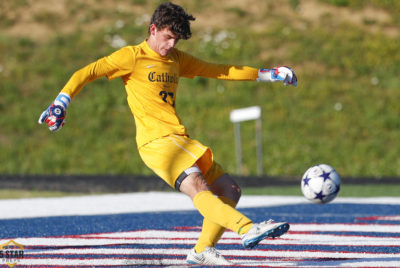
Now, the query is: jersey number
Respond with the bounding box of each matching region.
[159,91,175,107]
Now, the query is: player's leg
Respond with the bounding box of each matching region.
[193,173,241,253]
[182,169,289,264]
[210,175,291,250]
[180,170,290,249]
[180,171,247,265]
[179,172,253,236]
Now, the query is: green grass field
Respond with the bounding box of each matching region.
[0,0,399,179]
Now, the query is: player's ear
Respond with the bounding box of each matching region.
[149,24,157,36]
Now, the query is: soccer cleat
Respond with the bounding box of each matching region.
[186,247,233,265]
[241,219,290,249]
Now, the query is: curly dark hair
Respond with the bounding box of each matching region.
[149,2,195,40]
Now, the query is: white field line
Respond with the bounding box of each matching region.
[14,258,400,268]
[83,229,400,246]
[12,237,399,247]
[25,247,400,259]
[81,223,400,239]
[1,193,400,219]
[13,258,185,267]
[290,223,400,233]
[240,259,400,268]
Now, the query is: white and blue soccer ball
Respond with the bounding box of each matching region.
[301,164,341,204]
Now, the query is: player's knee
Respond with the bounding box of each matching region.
[210,174,241,203]
[229,181,242,203]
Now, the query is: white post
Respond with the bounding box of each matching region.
[230,106,263,176]
[234,122,242,175]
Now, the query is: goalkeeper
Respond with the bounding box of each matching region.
[39,2,297,265]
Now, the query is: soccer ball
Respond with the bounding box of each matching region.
[301,164,341,204]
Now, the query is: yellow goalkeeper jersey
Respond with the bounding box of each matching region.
[61,41,258,147]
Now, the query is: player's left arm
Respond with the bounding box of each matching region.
[178,51,297,87]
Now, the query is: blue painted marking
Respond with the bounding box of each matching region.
[0,210,203,238]
[1,203,399,238]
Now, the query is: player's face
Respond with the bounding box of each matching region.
[148,24,180,57]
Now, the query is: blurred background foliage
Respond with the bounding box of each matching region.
[0,0,399,178]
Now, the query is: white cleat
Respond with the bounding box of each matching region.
[186,247,233,266]
[241,219,290,249]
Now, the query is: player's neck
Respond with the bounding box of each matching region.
[146,38,162,57]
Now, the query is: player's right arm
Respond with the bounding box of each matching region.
[38,47,135,132]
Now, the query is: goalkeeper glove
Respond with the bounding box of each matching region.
[257,66,297,87]
[38,93,71,132]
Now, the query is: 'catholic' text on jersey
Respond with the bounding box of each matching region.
[148,72,178,84]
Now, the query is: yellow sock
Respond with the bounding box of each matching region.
[194,196,236,253]
[192,191,252,235]
[238,222,253,235]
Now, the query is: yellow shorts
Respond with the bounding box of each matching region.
[138,134,225,189]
